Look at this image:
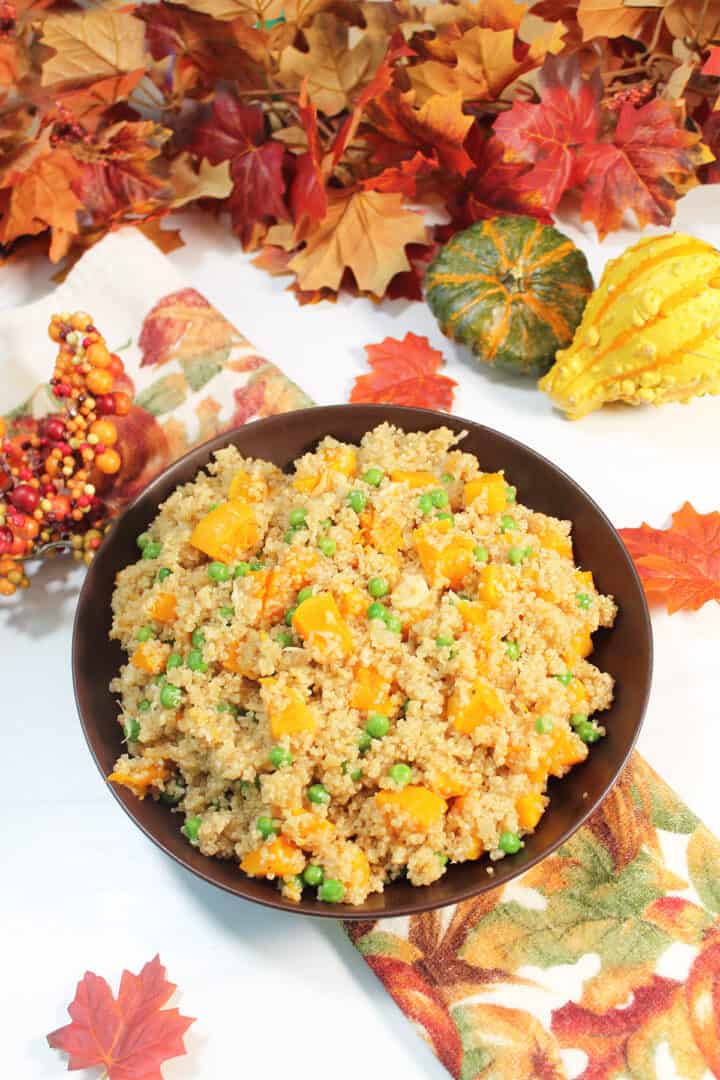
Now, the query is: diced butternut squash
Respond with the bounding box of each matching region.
[547,725,587,776]
[538,529,573,558]
[348,844,371,888]
[463,473,507,513]
[391,469,437,489]
[338,587,367,618]
[576,569,594,591]
[294,444,357,492]
[288,809,335,849]
[567,629,593,659]
[376,786,447,829]
[456,599,492,640]
[568,679,588,709]
[413,519,475,588]
[448,679,502,734]
[262,549,317,622]
[228,469,268,502]
[190,497,258,562]
[108,760,169,798]
[478,564,503,605]
[148,591,177,623]
[131,641,165,675]
[241,836,304,878]
[431,769,469,798]
[269,695,317,739]
[350,665,395,714]
[516,793,545,830]
[292,593,352,660]
[361,509,403,556]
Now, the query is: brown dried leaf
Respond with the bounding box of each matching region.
[168,154,233,206]
[167,0,283,23]
[278,13,380,116]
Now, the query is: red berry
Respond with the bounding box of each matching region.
[9,483,39,513]
[0,525,12,551]
[44,417,66,441]
[77,495,91,508]
[95,394,113,415]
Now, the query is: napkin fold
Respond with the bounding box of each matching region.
[4,228,718,1080]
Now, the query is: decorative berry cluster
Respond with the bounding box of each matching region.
[0,311,132,595]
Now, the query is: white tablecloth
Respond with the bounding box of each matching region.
[5,193,720,1078]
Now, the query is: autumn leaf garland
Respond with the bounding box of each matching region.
[2,0,720,299]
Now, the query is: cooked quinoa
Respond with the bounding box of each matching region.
[109,424,617,905]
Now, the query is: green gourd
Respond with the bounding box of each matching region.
[425,215,593,377]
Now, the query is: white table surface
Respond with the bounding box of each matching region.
[5,193,720,1079]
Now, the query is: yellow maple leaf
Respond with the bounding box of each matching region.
[169,154,233,207]
[578,0,658,41]
[288,190,428,295]
[0,149,82,259]
[167,0,283,21]
[40,9,148,86]
[278,13,380,116]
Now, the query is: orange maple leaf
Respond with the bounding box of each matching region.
[0,148,82,260]
[619,502,720,613]
[351,332,457,410]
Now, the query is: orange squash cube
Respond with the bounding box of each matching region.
[130,641,165,675]
[148,592,177,623]
[547,726,587,776]
[463,473,507,513]
[516,792,545,830]
[478,564,504,605]
[350,665,395,714]
[262,549,317,622]
[391,470,437,489]
[269,696,317,739]
[108,760,169,798]
[376,786,447,829]
[190,497,258,562]
[539,529,573,558]
[448,679,502,734]
[413,519,475,588]
[292,592,352,660]
[240,836,304,878]
[431,769,469,798]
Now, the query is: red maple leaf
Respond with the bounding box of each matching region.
[47,955,195,1080]
[576,99,710,237]
[350,332,457,410]
[192,92,288,245]
[493,56,601,212]
[290,79,327,235]
[702,45,720,75]
[73,121,169,224]
[362,151,438,197]
[619,502,720,613]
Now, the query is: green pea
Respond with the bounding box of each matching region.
[417,493,433,514]
[257,815,279,839]
[350,767,362,782]
[124,718,140,741]
[269,745,293,769]
[436,634,454,648]
[157,567,172,583]
[577,592,592,610]
[187,648,207,673]
[138,699,151,712]
[285,606,297,626]
[436,852,449,865]
[297,586,313,604]
[191,628,205,648]
[535,715,553,734]
[505,485,517,503]
[570,713,588,728]
[276,631,294,648]
[216,702,239,716]
[366,712,390,739]
[183,816,202,841]
[441,473,453,485]
[319,518,332,530]
[318,536,336,556]
[160,683,183,708]
[208,560,230,582]
[498,830,523,854]
[234,561,250,578]
[289,507,307,528]
[576,720,603,744]
[430,488,448,508]
[367,601,387,620]
[507,546,527,565]
[219,605,234,621]
[166,652,183,670]
[347,491,367,513]
[385,612,403,634]
[500,515,517,533]
[401,698,410,714]
[368,576,388,598]
[137,531,151,550]
[318,879,345,903]
[142,541,162,560]
[307,783,330,805]
[249,560,264,571]
[136,625,154,642]
[362,467,383,487]
[388,762,412,787]
[473,544,489,563]
[284,528,297,544]
[358,731,372,753]
[505,641,521,660]
[555,672,573,686]
[436,512,454,524]
[303,864,324,887]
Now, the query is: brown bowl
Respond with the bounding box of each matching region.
[73,404,652,919]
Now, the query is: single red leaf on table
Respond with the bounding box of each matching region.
[619,502,720,613]
[493,56,601,212]
[351,332,456,410]
[47,954,195,1080]
[702,45,720,75]
[575,99,709,238]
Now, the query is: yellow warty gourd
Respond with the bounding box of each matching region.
[539,233,720,419]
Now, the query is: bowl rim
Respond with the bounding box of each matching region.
[72,403,653,919]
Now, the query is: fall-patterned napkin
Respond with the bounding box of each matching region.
[346,753,720,1080]
[0,227,311,505]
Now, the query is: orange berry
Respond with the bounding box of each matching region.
[86,368,113,396]
[86,343,111,369]
[0,579,16,596]
[48,320,63,343]
[0,417,5,438]
[70,312,93,331]
[113,391,132,416]
[96,448,121,475]
[89,419,117,446]
[108,355,124,378]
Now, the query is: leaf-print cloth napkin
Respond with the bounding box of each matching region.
[4,227,719,1080]
[0,228,311,499]
[346,754,720,1079]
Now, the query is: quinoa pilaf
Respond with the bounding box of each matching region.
[109,424,616,905]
